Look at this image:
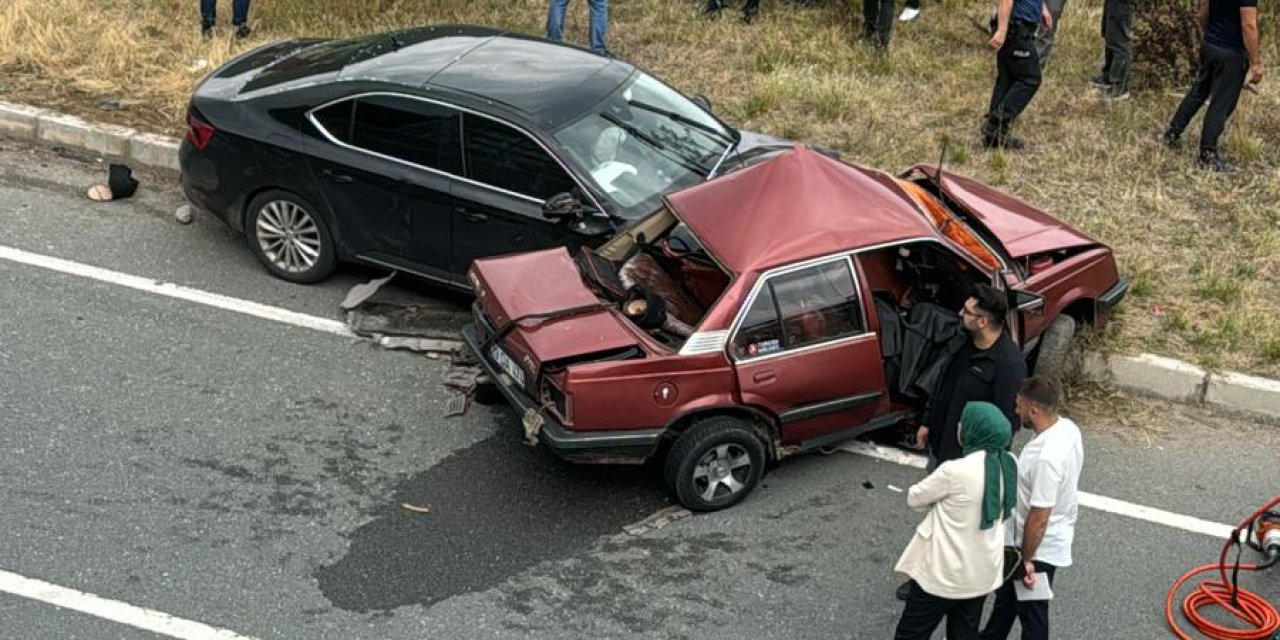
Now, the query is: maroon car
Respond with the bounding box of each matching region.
[462,146,1127,511]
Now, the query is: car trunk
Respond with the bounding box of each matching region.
[470,248,643,392]
[908,167,1100,259]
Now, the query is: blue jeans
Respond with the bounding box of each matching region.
[546,0,608,54]
[201,0,251,27]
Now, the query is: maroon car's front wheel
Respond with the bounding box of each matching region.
[664,416,766,512]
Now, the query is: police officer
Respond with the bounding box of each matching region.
[981,0,1054,150]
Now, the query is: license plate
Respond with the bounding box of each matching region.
[488,344,525,389]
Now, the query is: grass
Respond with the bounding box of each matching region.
[1,0,1278,377]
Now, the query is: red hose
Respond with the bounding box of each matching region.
[1165,496,1280,640]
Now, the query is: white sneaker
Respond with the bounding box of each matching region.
[899,7,920,21]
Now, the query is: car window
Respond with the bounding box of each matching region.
[463,113,576,201]
[347,95,463,174]
[731,260,866,359]
[311,100,354,143]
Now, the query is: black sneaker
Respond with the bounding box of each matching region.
[234,24,251,39]
[983,130,1025,151]
[201,24,214,39]
[1161,130,1181,149]
[1197,149,1237,173]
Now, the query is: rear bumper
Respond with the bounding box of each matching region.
[179,139,240,230]
[1098,275,1129,312]
[461,323,664,464]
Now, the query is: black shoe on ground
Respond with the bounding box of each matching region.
[896,580,913,601]
[982,130,1025,151]
[1161,130,1181,149]
[235,24,251,39]
[201,23,213,39]
[742,8,757,23]
[1090,74,1112,88]
[1102,85,1130,102]
[1197,149,1237,173]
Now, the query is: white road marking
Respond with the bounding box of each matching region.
[0,569,259,640]
[0,244,354,338]
[840,441,1236,540]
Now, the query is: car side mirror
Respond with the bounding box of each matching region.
[1012,289,1045,315]
[691,94,713,113]
[543,192,583,222]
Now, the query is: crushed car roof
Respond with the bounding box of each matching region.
[663,146,937,274]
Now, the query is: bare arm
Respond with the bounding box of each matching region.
[989,0,1015,50]
[1242,7,1263,84]
[1020,506,1052,586]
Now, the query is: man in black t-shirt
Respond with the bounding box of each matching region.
[1163,0,1264,172]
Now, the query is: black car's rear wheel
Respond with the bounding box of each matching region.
[245,190,336,284]
[664,416,765,512]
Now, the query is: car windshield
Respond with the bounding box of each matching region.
[552,73,736,219]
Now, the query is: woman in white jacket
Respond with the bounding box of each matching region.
[893,401,1018,640]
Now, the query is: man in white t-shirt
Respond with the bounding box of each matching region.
[980,376,1083,640]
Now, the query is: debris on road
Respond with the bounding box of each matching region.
[377,336,464,353]
[174,204,194,225]
[623,505,692,536]
[399,502,431,514]
[340,272,397,311]
[862,481,875,490]
[887,484,904,493]
[86,163,139,202]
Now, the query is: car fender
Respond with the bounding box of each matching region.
[664,402,781,457]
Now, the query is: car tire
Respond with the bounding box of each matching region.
[244,190,337,284]
[664,416,766,512]
[1034,314,1077,382]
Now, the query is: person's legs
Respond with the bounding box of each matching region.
[1198,43,1247,157]
[945,595,986,640]
[1013,565,1057,640]
[1103,0,1136,95]
[894,581,951,640]
[200,0,216,28]
[232,0,250,26]
[587,0,608,53]
[1167,44,1215,140]
[979,578,1018,639]
[875,0,895,48]
[546,0,570,41]
[993,24,1043,128]
[863,0,880,38]
[983,43,1015,142]
[1035,0,1067,68]
[741,0,760,22]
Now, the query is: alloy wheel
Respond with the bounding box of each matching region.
[255,200,323,274]
[692,443,753,502]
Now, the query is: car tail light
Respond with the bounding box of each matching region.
[185,111,216,151]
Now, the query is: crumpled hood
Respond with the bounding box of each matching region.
[470,248,638,377]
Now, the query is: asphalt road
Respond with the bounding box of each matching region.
[0,140,1277,640]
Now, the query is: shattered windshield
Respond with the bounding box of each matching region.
[552,73,736,219]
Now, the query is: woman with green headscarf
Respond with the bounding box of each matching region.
[892,401,1018,640]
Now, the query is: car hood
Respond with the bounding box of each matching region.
[913,167,1100,258]
[470,248,639,377]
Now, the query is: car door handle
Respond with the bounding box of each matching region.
[752,370,776,383]
[321,169,353,184]
[456,207,488,222]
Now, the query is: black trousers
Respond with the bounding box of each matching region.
[979,562,1058,640]
[904,0,919,10]
[986,22,1042,129]
[863,0,896,47]
[1100,0,1137,90]
[894,581,985,640]
[706,0,759,16]
[1167,40,1249,154]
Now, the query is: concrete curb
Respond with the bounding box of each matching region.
[2,99,1279,424]
[0,100,180,172]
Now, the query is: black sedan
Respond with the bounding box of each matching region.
[180,24,787,285]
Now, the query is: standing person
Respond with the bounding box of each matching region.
[1091,0,1138,101]
[893,402,1019,640]
[200,0,251,39]
[1162,0,1264,172]
[864,0,897,50]
[982,0,1055,150]
[705,0,760,24]
[980,377,1084,640]
[1034,0,1068,70]
[897,283,1027,601]
[547,0,610,55]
